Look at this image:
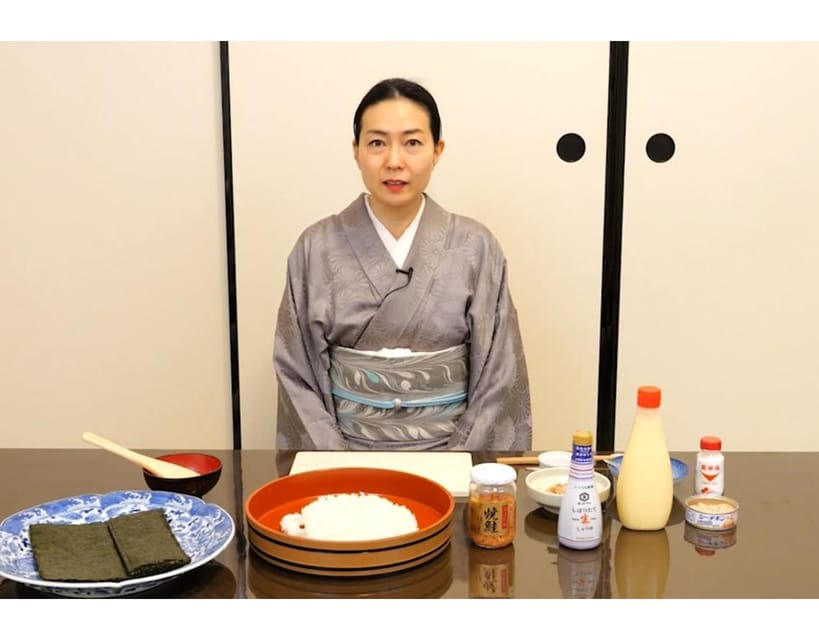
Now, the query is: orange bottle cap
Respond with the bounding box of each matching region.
[637,386,661,408]
[700,436,722,451]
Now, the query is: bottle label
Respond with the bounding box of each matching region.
[469,494,516,547]
[695,457,724,495]
[560,438,602,547]
[558,479,602,547]
[567,485,601,538]
[572,443,593,465]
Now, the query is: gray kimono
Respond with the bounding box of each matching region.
[273,193,532,451]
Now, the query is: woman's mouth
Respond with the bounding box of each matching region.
[383,180,407,193]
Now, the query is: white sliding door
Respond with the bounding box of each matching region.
[618,42,819,451]
[1,42,233,449]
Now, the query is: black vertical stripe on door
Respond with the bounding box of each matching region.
[219,41,242,451]
[219,44,248,597]
[596,41,629,453]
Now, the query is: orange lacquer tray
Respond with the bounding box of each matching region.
[245,467,455,576]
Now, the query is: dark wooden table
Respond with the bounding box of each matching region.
[1,449,816,598]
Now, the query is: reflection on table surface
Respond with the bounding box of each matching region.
[1,449,819,598]
[248,544,454,599]
[0,561,238,599]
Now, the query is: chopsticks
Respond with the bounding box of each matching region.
[496,456,539,465]
[496,453,621,465]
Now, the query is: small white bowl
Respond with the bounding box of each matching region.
[537,450,572,468]
[684,495,739,531]
[525,467,611,515]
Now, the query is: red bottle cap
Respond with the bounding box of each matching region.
[700,436,722,451]
[637,386,661,408]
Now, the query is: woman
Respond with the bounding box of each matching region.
[274,77,532,451]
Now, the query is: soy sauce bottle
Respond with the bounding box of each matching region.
[557,430,602,550]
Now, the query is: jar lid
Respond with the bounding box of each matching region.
[700,435,722,451]
[470,463,516,486]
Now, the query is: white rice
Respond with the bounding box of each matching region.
[280,492,419,541]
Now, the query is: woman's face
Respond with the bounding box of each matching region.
[353,97,444,220]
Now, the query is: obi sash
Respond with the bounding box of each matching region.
[329,344,469,449]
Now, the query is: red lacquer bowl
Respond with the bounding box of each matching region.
[143,453,223,497]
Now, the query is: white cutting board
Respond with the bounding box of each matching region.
[289,451,473,498]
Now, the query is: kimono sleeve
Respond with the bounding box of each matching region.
[273,242,347,450]
[449,248,533,451]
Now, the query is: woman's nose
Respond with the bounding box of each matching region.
[386,145,404,168]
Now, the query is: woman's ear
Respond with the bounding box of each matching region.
[352,139,361,166]
[433,139,445,165]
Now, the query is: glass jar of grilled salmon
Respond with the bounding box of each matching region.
[468,463,517,548]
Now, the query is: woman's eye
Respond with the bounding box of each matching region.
[406,139,422,147]
[368,139,385,147]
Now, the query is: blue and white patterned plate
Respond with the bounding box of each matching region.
[0,490,235,598]
[605,455,690,485]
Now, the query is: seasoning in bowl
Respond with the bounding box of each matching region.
[684,495,739,531]
[545,482,567,496]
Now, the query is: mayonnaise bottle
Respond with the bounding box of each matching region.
[615,385,673,531]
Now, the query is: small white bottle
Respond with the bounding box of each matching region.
[558,430,602,550]
[695,436,725,495]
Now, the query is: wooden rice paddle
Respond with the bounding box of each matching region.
[81,431,198,478]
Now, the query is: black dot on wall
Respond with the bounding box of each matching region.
[646,133,675,162]
[556,133,586,163]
